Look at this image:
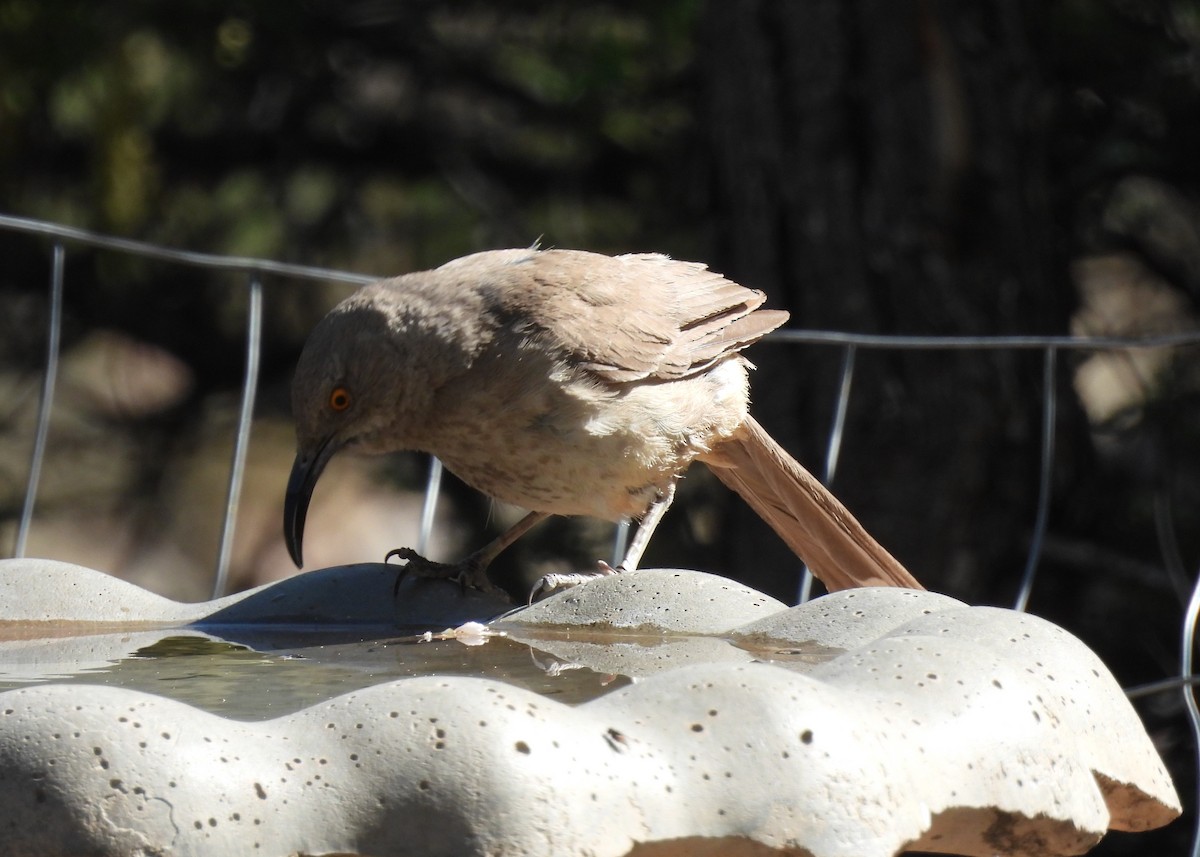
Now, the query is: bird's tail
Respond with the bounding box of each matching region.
[704,415,923,591]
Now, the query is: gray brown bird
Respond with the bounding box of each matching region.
[283,248,922,594]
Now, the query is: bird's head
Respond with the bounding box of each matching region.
[283,297,416,568]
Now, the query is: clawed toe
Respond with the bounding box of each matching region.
[528,562,620,603]
[386,547,435,597]
[386,547,504,598]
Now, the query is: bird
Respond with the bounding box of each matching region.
[283,248,923,595]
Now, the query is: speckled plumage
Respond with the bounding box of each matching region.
[286,248,922,592]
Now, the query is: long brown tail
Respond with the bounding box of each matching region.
[702,415,923,591]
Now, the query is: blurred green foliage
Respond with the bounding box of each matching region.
[0,0,703,277]
[0,0,710,401]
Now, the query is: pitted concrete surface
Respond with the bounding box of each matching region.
[0,559,1180,856]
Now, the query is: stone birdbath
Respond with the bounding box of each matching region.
[0,558,1180,856]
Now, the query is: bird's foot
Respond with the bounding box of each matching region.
[385,547,505,598]
[528,560,621,603]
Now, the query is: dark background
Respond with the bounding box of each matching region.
[2,2,1199,853]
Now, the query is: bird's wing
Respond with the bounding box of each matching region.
[473,249,788,384]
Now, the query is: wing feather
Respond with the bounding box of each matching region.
[455,249,788,384]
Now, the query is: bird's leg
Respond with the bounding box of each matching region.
[389,510,550,597]
[530,483,677,601]
[613,481,675,572]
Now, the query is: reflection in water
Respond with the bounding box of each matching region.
[0,620,844,722]
[0,629,630,720]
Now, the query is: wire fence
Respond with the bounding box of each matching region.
[3,211,1200,853]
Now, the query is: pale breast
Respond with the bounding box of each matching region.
[424,349,751,521]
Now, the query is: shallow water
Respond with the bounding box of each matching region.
[0,627,633,720]
[0,598,845,721]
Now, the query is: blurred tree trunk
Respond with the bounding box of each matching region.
[695,0,1074,601]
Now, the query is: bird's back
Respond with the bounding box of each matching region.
[431,248,788,384]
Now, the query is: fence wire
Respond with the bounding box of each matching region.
[3,212,1200,852]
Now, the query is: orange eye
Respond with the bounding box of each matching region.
[329,386,352,412]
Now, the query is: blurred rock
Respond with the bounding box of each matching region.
[60,328,193,418]
[1070,252,1197,424]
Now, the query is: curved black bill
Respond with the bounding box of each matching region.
[284,437,336,568]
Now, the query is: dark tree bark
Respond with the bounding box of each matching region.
[695,0,1074,602]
